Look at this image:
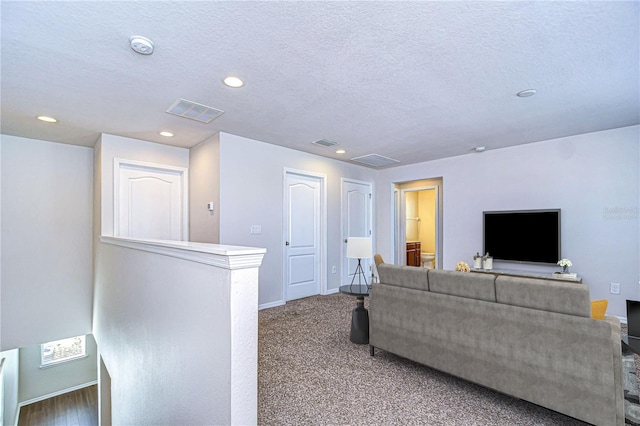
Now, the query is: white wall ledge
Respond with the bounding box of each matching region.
[100,236,266,270]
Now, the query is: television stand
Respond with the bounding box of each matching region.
[471,268,582,283]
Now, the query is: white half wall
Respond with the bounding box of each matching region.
[0,135,93,350]
[375,125,640,318]
[0,349,19,426]
[217,132,375,307]
[93,238,264,425]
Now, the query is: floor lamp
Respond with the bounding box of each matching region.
[347,237,373,290]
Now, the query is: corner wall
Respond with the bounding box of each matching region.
[0,135,94,350]
[217,132,376,307]
[189,134,220,243]
[0,349,19,426]
[375,125,640,317]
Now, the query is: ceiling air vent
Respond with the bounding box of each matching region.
[350,153,400,168]
[166,98,224,123]
[311,138,338,148]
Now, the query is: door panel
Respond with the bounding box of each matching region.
[342,180,372,285]
[285,173,322,301]
[115,159,187,240]
[129,176,174,239]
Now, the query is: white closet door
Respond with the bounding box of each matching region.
[115,159,188,241]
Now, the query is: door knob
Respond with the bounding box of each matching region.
[344,239,348,243]
[285,241,290,246]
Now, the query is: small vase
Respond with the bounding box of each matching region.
[562,266,569,274]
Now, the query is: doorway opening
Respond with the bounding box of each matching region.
[394,178,443,268]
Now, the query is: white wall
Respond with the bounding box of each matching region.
[93,239,262,425]
[189,134,220,243]
[0,349,19,426]
[218,132,376,307]
[0,135,94,350]
[98,134,189,236]
[18,334,97,403]
[375,125,640,318]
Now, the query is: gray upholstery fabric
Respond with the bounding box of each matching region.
[377,263,429,291]
[428,269,496,302]
[495,275,591,318]
[370,267,623,426]
[605,316,625,424]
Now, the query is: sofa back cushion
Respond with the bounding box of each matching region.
[377,264,429,291]
[495,276,591,317]
[428,269,496,302]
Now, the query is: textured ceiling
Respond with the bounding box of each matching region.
[1,1,638,167]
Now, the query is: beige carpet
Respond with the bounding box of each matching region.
[258,293,589,425]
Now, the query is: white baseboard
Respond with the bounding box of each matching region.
[259,300,285,310]
[324,288,339,295]
[18,380,98,408]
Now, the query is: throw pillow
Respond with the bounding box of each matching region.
[591,300,608,320]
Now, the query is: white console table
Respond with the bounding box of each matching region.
[471,268,582,283]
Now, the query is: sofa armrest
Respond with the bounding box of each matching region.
[604,315,624,426]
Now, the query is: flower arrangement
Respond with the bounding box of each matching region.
[455,261,470,272]
[557,258,572,273]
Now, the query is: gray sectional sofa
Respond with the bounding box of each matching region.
[369,264,624,425]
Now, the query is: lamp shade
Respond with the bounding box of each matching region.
[346,237,372,259]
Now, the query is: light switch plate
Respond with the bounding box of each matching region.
[610,282,620,294]
[250,225,262,234]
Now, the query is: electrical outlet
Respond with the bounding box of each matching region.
[610,282,620,295]
[250,225,262,234]
[332,266,337,274]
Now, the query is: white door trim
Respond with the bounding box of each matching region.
[340,177,374,286]
[282,168,327,300]
[396,184,442,268]
[113,158,189,240]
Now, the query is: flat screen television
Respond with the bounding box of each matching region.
[483,209,561,265]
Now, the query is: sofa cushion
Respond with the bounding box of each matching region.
[591,300,608,320]
[377,264,429,291]
[495,276,591,318]
[428,269,496,302]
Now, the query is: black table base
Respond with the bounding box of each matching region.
[350,296,369,344]
[339,285,370,345]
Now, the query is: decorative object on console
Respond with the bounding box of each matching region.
[482,252,493,270]
[557,258,573,274]
[347,237,373,290]
[455,261,470,272]
[473,252,483,269]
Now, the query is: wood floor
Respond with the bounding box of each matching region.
[18,385,98,426]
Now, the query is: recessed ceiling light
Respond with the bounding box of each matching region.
[474,146,486,153]
[223,76,244,88]
[37,115,57,123]
[336,149,346,154]
[516,89,537,98]
[129,36,154,55]
[159,131,174,137]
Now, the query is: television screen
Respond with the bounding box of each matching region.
[483,209,560,265]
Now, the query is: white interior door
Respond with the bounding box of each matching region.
[284,172,323,301]
[115,159,188,240]
[341,179,373,285]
